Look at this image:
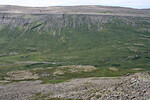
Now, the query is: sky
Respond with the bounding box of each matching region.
[0,0,150,9]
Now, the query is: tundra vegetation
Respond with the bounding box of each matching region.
[0,5,150,100]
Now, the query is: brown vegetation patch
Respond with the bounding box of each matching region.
[132,68,144,71]
[58,65,97,73]
[53,70,65,75]
[108,67,119,71]
[4,70,39,81]
[32,67,53,71]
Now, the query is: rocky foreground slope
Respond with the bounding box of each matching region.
[0,72,150,100]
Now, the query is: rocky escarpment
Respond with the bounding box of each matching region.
[0,13,149,34]
[0,5,150,33]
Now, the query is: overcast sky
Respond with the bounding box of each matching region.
[0,0,150,9]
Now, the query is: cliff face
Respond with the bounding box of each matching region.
[0,5,150,26]
[0,5,150,31]
[0,13,149,32]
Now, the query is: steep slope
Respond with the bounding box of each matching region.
[0,5,149,69]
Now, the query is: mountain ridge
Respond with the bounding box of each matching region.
[0,5,150,17]
[0,5,149,68]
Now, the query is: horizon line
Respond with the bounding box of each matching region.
[0,4,150,9]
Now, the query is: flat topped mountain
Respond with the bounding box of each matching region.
[0,5,150,17]
[0,5,149,72]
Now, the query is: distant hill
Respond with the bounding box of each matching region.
[0,5,149,69]
[0,5,150,17]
